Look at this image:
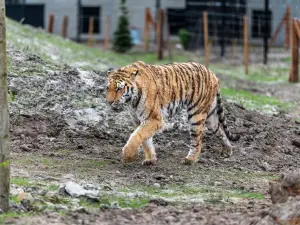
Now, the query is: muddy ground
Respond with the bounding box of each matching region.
[3,46,300,224]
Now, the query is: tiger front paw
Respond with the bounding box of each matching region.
[122,147,139,164]
[181,157,196,165]
[142,159,157,166]
[221,147,233,158]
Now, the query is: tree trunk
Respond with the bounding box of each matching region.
[0,0,10,213]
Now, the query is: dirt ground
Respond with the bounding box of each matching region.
[6,77,300,224]
[2,41,300,224]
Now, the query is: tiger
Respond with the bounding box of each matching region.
[105,61,239,165]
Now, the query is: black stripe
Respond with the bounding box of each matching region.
[207,106,217,119]
[191,120,203,126]
[188,107,202,121]
[219,116,225,123]
[217,107,223,115]
[212,123,220,134]
[132,84,142,108]
[190,131,198,138]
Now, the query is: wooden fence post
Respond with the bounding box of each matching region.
[104,15,110,51]
[48,13,54,33]
[284,6,291,50]
[156,9,164,60]
[244,16,249,75]
[61,16,68,38]
[88,16,94,47]
[0,0,11,213]
[144,8,150,52]
[203,11,209,68]
[289,19,299,82]
[164,10,173,61]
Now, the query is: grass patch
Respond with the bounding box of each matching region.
[115,183,264,205]
[100,196,149,209]
[210,64,289,83]
[6,18,188,70]
[11,177,31,187]
[221,87,294,113]
[55,149,73,156]
[0,212,31,224]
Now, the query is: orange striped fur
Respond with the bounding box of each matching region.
[106,61,239,165]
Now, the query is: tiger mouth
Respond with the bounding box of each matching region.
[110,101,124,112]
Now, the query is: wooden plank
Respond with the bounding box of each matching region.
[0,0,11,213]
[61,16,68,38]
[284,6,291,49]
[48,13,54,33]
[244,16,249,75]
[88,16,94,47]
[104,15,110,51]
[289,19,299,82]
[156,9,164,60]
[203,11,209,68]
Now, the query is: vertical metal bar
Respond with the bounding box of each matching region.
[263,0,269,64]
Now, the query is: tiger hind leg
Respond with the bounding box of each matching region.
[206,98,233,157]
[182,113,207,165]
[141,137,157,166]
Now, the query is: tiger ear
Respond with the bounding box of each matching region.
[129,67,139,77]
[107,68,114,75]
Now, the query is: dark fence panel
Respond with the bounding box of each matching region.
[6,4,45,28]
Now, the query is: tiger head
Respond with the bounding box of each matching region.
[105,66,139,110]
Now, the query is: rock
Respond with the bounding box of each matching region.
[64,181,100,200]
[149,198,169,206]
[21,193,35,210]
[269,170,300,204]
[16,188,25,201]
[55,204,69,211]
[65,181,86,197]
[291,139,300,148]
[110,201,119,209]
[100,204,110,209]
[153,183,161,188]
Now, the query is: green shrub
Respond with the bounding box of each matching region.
[178,29,191,50]
[113,0,133,53]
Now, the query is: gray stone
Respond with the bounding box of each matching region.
[64,181,100,200]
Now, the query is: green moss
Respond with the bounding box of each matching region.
[55,149,73,156]
[221,87,294,112]
[0,212,32,224]
[210,64,289,83]
[100,196,149,209]
[11,177,31,187]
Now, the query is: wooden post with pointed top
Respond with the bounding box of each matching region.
[61,16,68,38]
[156,9,164,60]
[289,19,300,82]
[48,13,54,33]
[244,16,249,75]
[0,0,11,213]
[104,15,110,51]
[284,6,291,50]
[165,10,172,61]
[203,11,209,68]
[88,16,94,47]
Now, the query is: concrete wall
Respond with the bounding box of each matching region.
[25,0,298,45]
[25,0,186,41]
[247,0,298,45]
